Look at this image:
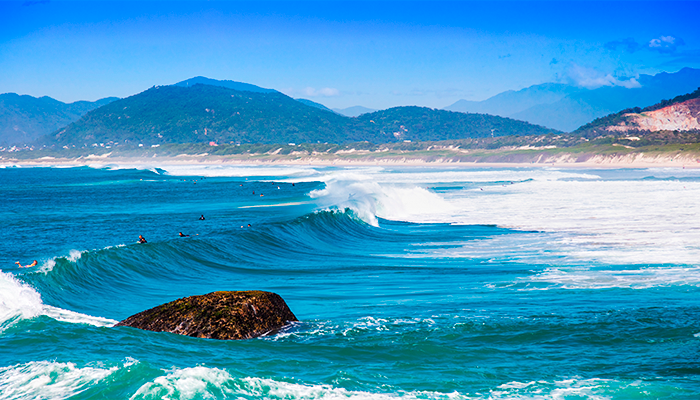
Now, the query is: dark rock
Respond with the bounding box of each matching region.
[115,291,297,340]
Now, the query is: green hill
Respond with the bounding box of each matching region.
[0,94,117,145]
[46,84,558,146]
[356,106,557,141]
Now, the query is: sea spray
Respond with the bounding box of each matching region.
[0,360,134,400]
[309,175,452,226]
[0,271,116,330]
[0,271,43,331]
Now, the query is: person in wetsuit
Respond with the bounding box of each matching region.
[15,260,38,268]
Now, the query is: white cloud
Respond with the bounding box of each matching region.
[301,87,340,97]
[648,35,685,53]
[565,64,641,89]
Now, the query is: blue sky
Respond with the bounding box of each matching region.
[1,1,699,109]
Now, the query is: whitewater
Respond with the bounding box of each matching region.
[1,164,699,399]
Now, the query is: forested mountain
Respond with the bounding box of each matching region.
[295,98,335,113]
[0,94,117,145]
[45,84,557,146]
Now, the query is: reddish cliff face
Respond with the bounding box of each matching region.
[608,98,700,133]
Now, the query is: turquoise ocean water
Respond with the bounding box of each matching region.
[1,164,700,399]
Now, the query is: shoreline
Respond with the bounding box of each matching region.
[2,151,700,169]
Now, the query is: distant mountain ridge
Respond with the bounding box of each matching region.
[333,106,377,117]
[0,94,118,145]
[445,68,700,132]
[45,83,557,146]
[445,83,585,118]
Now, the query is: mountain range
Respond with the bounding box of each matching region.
[47,83,557,146]
[0,94,117,145]
[4,68,700,147]
[444,68,700,132]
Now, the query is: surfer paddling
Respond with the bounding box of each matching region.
[179,232,190,237]
[15,260,38,268]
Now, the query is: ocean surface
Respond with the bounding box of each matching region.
[1,163,700,399]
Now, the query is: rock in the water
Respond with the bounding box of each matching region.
[114,291,297,340]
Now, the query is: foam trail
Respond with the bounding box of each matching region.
[131,367,464,400]
[130,366,666,400]
[0,360,130,400]
[97,163,322,179]
[0,271,117,331]
[525,266,700,289]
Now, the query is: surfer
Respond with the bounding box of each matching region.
[199,215,205,220]
[138,235,147,243]
[15,260,38,268]
[179,232,190,237]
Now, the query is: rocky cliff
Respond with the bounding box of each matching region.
[607,98,700,133]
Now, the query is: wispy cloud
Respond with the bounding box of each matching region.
[564,64,640,89]
[302,87,340,97]
[281,87,341,98]
[604,35,685,54]
[648,35,685,54]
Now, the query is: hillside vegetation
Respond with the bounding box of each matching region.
[0,94,117,145]
[45,84,558,147]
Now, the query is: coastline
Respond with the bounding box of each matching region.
[2,150,700,169]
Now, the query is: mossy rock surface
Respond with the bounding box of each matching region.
[115,291,297,340]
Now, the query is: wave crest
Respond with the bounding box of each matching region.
[0,271,117,331]
[130,367,675,400]
[309,174,452,226]
[0,360,132,400]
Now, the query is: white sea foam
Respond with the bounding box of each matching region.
[131,367,464,400]
[0,271,117,331]
[98,163,322,179]
[489,377,647,399]
[309,173,453,226]
[0,272,43,331]
[130,367,665,400]
[443,177,700,266]
[0,360,125,400]
[524,266,700,289]
[304,167,700,267]
[38,246,124,274]
[66,249,84,262]
[269,316,438,341]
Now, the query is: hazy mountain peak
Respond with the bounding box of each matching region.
[173,76,277,94]
[332,106,377,117]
